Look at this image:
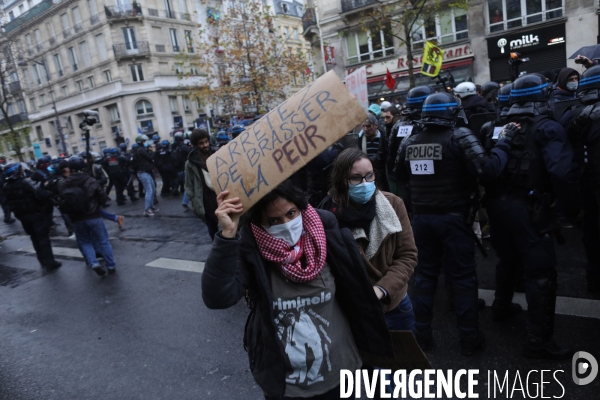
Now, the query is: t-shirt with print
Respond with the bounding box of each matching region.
[270,263,362,398]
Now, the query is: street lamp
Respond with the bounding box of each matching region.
[28,59,69,157]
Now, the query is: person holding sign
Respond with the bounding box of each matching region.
[201,181,393,399]
[320,148,418,334]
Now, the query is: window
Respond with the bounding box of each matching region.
[76,80,84,92]
[53,54,64,77]
[40,94,47,106]
[46,22,56,44]
[130,64,144,82]
[346,28,394,64]
[87,76,95,88]
[183,96,191,113]
[32,64,42,85]
[66,116,74,133]
[72,146,79,154]
[61,13,71,37]
[293,28,298,40]
[34,29,43,51]
[170,29,179,52]
[26,34,33,53]
[72,7,83,32]
[104,70,112,82]
[88,0,99,23]
[175,63,183,74]
[30,98,36,111]
[17,100,26,114]
[136,100,153,116]
[108,105,120,122]
[412,8,468,49]
[61,85,68,97]
[49,91,56,102]
[79,41,91,68]
[122,27,137,51]
[98,141,107,150]
[95,34,108,61]
[184,30,194,53]
[283,27,289,38]
[68,47,78,71]
[22,69,31,87]
[36,126,43,141]
[9,11,14,20]
[92,109,102,127]
[487,0,564,32]
[190,65,199,75]
[169,96,178,113]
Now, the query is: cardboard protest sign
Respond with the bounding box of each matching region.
[207,70,367,212]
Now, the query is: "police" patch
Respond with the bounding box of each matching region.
[406,144,443,160]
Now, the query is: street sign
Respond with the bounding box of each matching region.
[345,66,368,110]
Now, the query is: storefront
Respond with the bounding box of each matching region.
[345,42,475,103]
[486,22,567,82]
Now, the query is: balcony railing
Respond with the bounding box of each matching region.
[49,37,56,46]
[113,41,150,60]
[90,14,99,25]
[180,12,191,21]
[8,81,22,94]
[155,44,165,52]
[36,44,43,52]
[63,28,71,39]
[27,48,34,56]
[105,3,143,21]
[148,8,159,17]
[164,10,177,19]
[74,23,83,33]
[341,0,374,13]
[172,45,180,52]
[0,112,28,127]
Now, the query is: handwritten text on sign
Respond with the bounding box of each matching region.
[207,71,367,212]
[345,66,368,111]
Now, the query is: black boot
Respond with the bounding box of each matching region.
[492,299,522,322]
[522,277,572,360]
[460,330,485,356]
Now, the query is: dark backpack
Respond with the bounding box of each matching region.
[171,146,185,169]
[58,186,89,215]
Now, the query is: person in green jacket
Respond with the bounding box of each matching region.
[185,129,219,239]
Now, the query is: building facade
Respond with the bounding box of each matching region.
[2,0,206,159]
[303,0,598,104]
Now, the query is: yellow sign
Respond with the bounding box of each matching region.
[421,42,444,77]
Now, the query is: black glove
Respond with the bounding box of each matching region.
[497,123,520,147]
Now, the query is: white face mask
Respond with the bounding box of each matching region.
[566,81,578,91]
[263,214,303,247]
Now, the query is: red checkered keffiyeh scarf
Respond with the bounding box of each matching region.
[251,205,327,283]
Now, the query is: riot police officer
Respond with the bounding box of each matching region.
[155,140,179,196]
[396,92,514,356]
[562,65,600,293]
[485,73,579,359]
[479,83,512,151]
[2,163,61,270]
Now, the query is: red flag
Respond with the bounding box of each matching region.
[385,68,396,90]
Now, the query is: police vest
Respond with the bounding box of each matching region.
[107,157,121,174]
[405,128,476,213]
[3,178,42,217]
[492,116,550,198]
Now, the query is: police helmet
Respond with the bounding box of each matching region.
[68,156,86,172]
[578,65,600,104]
[102,148,111,154]
[152,134,160,142]
[160,139,170,147]
[230,125,245,138]
[27,160,36,169]
[421,92,464,126]
[3,163,22,180]
[90,152,102,162]
[36,156,51,169]
[453,82,477,99]
[135,134,149,144]
[406,86,436,110]
[509,73,551,104]
[497,84,512,107]
[131,143,139,150]
[119,143,128,151]
[174,132,184,142]
[481,81,500,98]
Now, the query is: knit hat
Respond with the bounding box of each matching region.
[368,103,381,117]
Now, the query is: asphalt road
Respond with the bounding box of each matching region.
[0,190,599,399]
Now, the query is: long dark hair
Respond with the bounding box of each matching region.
[329,148,375,210]
[244,180,309,226]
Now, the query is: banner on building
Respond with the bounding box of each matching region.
[207,70,367,212]
[421,41,444,77]
[324,46,336,65]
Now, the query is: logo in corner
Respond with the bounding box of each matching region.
[572,351,598,385]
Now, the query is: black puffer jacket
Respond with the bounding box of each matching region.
[61,172,108,222]
[201,209,394,397]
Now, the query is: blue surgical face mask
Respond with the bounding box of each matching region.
[348,181,376,204]
[566,82,578,91]
[144,142,150,148]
